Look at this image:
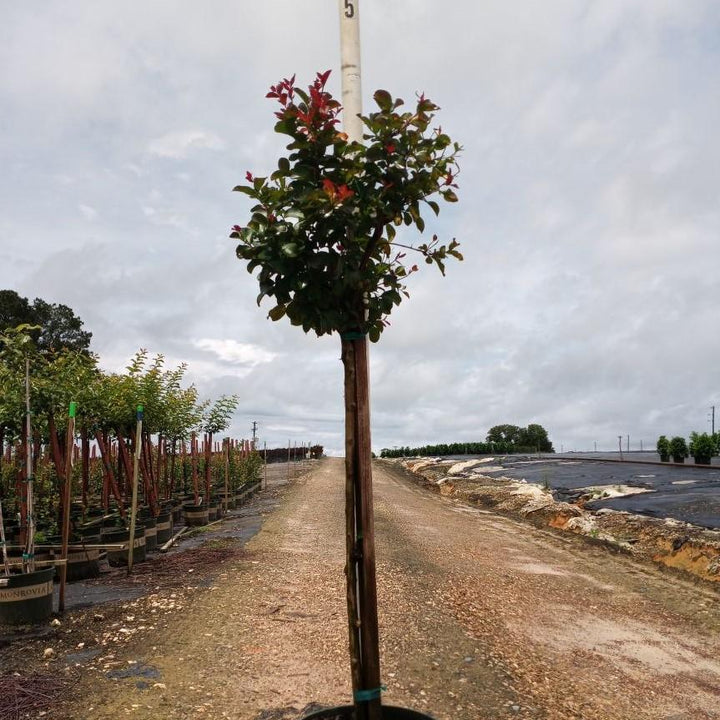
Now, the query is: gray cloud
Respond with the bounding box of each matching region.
[1,1,718,455]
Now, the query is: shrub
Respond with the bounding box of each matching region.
[689,432,714,464]
[656,435,670,461]
[669,436,688,463]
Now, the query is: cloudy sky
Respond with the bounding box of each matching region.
[2,1,718,454]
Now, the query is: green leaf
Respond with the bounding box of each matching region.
[443,189,458,203]
[373,89,393,112]
[281,243,299,257]
[268,305,286,321]
[232,185,255,196]
[426,200,440,216]
[278,157,290,173]
[416,215,425,233]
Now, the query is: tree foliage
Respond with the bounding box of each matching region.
[485,423,554,452]
[0,289,92,355]
[232,71,462,342]
[381,423,554,458]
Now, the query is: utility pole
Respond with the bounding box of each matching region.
[711,406,715,436]
[618,435,623,461]
[251,421,258,447]
[627,434,630,453]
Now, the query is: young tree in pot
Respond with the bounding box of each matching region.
[689,432,714,465]
[232,72,461,719]
[656,435,670,462]
[668,436,687,464]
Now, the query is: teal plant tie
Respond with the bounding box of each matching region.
[340,331,366,341]
[353,685,387,702]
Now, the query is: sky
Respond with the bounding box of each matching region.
[1,1,719,455]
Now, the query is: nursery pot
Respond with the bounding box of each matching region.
[142,518,158,552]
[54,541,101,582]
[183,502,209,527]
[672,456,685,464]
[0,566,55,625]
[102,527,146,567]
[302,706,434,720]
[155,511,173,544]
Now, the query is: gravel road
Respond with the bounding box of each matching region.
[54,457,720,720]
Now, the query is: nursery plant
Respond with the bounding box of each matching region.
[669,436,688,464]
[689,432,714,465]
[232,70,460,718]
[656,435,670,462]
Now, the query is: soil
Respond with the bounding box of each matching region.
[2,458,720,720]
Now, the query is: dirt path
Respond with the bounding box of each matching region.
[50,458,720,720]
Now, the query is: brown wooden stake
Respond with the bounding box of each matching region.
[59,403,77,613]
[342,336,381,720]
[81,426,89,511]
[223,438,229,513]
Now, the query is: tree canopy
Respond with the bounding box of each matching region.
[0,290,92,355]
[232,71,461,342]
[486,423,554,452]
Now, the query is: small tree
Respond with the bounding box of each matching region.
[232,71,461,716]
[689,432,714,465]
[668,436,687,463]
[656,435,670,462]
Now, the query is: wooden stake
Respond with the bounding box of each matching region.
[223,437,229,514]
[59,401,77,612]
[0,499,10,575]
[127,405,143,575]
[342,336,381,720]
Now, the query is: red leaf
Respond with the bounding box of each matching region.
[337,184,354,201]
[322,178,336,196]
[246,171,254,182]
[317,69,332,87]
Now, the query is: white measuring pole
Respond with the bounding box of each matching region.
[339,0,363,143]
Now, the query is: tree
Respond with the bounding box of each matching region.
[486,424,522,445]
[689,432,714,465]
[30,298,92,355]
[232,71,461,716]
[519,423,554,452]
[656,435,670,462]
[669,436,688,463]
[0,290,34,330]
[0,290,92,355]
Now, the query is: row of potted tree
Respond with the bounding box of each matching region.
[656,432,718,465]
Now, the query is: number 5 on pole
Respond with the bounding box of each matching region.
[344,0,354,18]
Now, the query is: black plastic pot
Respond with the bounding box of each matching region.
[155,512,173,544]
[183,503,209,527]
[57,542,101,581]
[302,706,434,720]
[142,518,158,552]
[672,456,685,464]
[0,567,55,625]
[102,527,146,566]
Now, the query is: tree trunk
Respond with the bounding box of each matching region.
[96,431,126,519]
[341,335,381,720]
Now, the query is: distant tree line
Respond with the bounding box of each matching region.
[262,445,324,463]
[380,423,554,458]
